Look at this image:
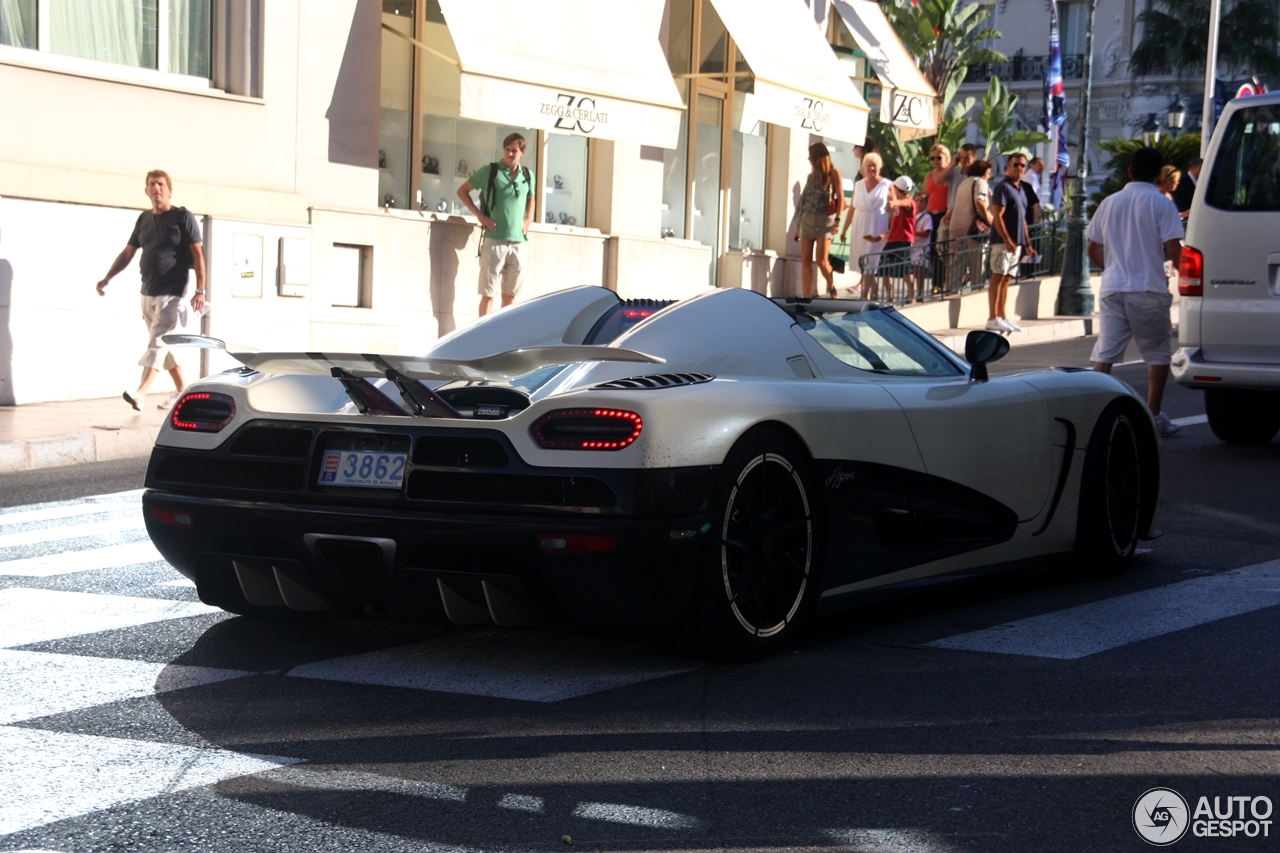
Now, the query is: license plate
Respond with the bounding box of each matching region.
[317,450,407,489]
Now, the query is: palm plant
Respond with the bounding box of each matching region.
[977,77,1050,159]
[884,0,1006,112]
[1091,133,1203,209]
[1130,0,1280,81]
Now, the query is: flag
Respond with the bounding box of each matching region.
[1043,2,1068,208]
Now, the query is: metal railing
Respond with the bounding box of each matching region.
[832,221,1069,308]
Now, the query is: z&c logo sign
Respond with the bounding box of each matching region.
[1134,788,1190,846]
[540,93,608,134]
[796,97,829,133]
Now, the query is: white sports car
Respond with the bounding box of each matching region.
[144,286,1161,659]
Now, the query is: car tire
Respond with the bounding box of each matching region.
[1075,402,1149,576]
[679,427,820,661]
[1205,389,1280,445]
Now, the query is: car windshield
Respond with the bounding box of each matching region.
[796,308,963,376]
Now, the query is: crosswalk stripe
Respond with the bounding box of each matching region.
[0,589,218,649]
[0,540,164,577]
[286,631,702,703]
[928,559,1280,659]
[1171,414,1208,428]
[0,502,139,528]
[0,649,248,725]
[0,726,294,835]
[0,517,148,550]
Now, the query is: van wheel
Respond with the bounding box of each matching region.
[679,427,819,661]
[1205,389,1280,445]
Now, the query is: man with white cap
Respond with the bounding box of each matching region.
[876,175,919,302]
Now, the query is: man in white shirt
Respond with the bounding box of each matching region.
[1087,147,1185,435]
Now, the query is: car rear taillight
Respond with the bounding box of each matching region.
[148,507,194,528]
[171,392,236,432]
[530,408,642,450]
[1179,245,1203,296]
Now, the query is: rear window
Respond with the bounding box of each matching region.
[1205,104,1280,211]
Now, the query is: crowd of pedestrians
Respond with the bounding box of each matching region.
[832,143,1052,329]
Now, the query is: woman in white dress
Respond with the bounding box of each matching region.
[840,153,890,300]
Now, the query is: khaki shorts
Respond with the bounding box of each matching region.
[140,294,182,371]
[1090,290,1175,366]
[478,239,526,298]
[990,244,1022,277]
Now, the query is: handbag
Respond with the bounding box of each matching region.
[828,254,846,274]
[826,181,840,216]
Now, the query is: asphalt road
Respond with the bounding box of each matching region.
[1,335,1277,853]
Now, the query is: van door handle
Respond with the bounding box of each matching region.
[1269,255,1280,296]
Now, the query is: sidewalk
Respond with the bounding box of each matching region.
[0,394,168,474]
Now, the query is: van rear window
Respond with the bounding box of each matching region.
[1206,104,1280,211]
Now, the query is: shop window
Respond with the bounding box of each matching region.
[661,100,689,238]
[697,0,727,74]
[379,3,414,210]
[332,244,372,308]
[419,117,538,215]
[2,0,250,92]
[730,116,766,251]
[692,94,722,279]
[0,0,36,48]
[545,134,587,227]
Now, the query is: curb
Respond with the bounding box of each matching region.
[933,316,1094,354]
[0,426,159,474]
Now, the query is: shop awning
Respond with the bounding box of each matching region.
[708,0,869,145]
[831,0,938,138]
[416,0,685,149]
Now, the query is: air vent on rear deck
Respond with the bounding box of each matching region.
[591,372,714,390]
[229,426,313,458]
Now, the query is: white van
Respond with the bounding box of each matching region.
[1172,91,1280,444]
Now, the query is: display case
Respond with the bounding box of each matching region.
[544,133,588,227]
[419,116,539,215]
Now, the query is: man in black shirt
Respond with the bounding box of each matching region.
[96,170,205,410]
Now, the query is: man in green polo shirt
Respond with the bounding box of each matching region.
[456,133,535,316]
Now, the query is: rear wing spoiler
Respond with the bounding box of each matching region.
[162,334,665,381]
[162,334,665,418]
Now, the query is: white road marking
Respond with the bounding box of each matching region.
[161,578,196,588]
[0,589,218,649]
[0,517,148,549]
[0,502,139,528]
[287,631,702,703]
[1171,414,1208,428]
[0,541,164,577]
[0,726,294,835]
[498,793,544,813]
[928,560,1280,659]
[571,801,700,829]
[823,827,957,852]
[0,650,247,724]
[268,767,467,801]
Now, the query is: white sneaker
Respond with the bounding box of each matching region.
[1004,318,1024,332]
[985,318,1005,331]
[157,392,181,411]
[1153,412,1181,436]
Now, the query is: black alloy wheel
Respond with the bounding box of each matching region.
[1077,402,1149,575]
[681,427,819,660]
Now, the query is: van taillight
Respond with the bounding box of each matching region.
[1179,246,1203,296]
[171,392,236,432]
[530,408,643,450]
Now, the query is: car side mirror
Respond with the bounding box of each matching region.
[964,330,1010,382]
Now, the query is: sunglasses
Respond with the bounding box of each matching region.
[929,155,944,161]
[1010,162,1028,169]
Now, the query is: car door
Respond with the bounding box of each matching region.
[883,375,1053,523]
[1192,100,1280,364]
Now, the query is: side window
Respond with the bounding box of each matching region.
[1205,105,1280,212]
